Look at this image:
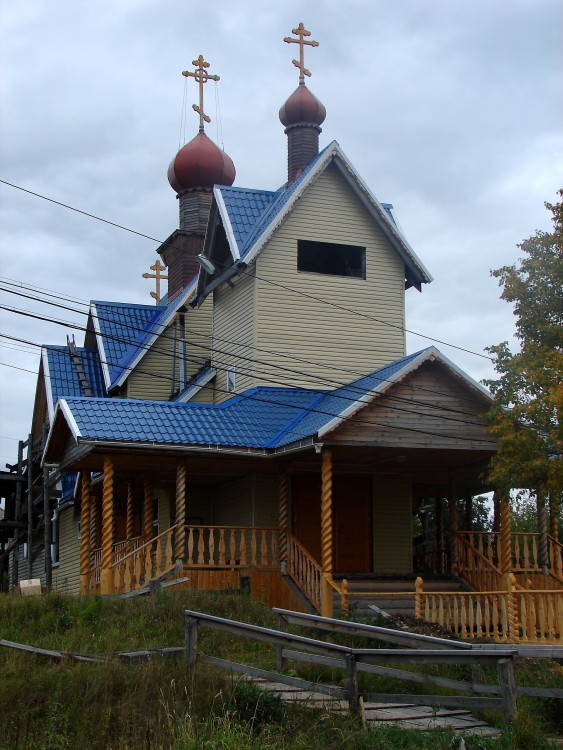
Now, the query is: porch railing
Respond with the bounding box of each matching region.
[285,531,322,612]
[454,531,504,592]
[455,531,563,588]
[183,525,279,569]
[111,526,177,594]
[415,575,563,644]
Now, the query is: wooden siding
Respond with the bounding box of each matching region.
[212,271,256,403]
[253,475,280,526]
[127,298,213,401]
[156,487,171,534]
[253,162,407,389]
[185,486,214,525]
[373,478,412,575]
[328,361,496,450]
[213,476,254,526]
[52,504,81,594]
[127,326,175,401]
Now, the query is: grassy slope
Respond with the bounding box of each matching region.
[0,590,559,750]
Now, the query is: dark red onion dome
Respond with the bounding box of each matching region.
[168,131,235,192]
[279,83,326,128]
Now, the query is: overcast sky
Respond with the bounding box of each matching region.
[0,0,561,468]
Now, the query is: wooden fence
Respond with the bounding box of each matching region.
[183,525,278,569]
[415,576,563,644]
[183,608,522,723]
[285,531,322,611]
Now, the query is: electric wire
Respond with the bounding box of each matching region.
[0,178,494,362]
[0,276,492,414]
[0,289,492,428]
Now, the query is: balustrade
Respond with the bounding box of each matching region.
[183,525,279,569]
[285,531,322,612]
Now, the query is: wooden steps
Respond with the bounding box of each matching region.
[249,678,500,737]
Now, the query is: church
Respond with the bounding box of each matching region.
[4,25,560,638]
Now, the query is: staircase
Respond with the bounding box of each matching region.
[333,576,470,620]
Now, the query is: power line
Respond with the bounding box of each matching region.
[0,277,491,414]
[0,296,491,430]
[0,179,494,362]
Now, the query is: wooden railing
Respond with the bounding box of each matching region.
[415,576,563,644]
[454,531,504,592]
[285,531,322,612]
[111,526,177,594]
[183,525,279,569]
[455,531,563,588]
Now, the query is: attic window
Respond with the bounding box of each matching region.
[297,240,366,279]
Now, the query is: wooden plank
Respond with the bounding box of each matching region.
[272,607,472,649]
[362,693,502,710]
[200,655,347,700]
[353,648,516,666]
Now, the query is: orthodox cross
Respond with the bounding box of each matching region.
[182,54,220,132]
[142,259,168,303]
[284,22,319,83]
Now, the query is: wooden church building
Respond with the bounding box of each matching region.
[4,26,561,641]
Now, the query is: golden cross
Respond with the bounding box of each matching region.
[284,22,319,83]
[142,259,168,303]
[182,54,220,132]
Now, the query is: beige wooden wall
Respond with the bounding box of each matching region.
[52,504,81,595]
[254,163,407,390]
[373,477,412,575]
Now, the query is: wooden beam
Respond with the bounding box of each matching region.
[320,447,333,618]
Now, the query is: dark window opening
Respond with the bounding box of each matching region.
[297,240,366,278]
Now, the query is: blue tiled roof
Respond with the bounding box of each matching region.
[92,301,164,384]
[45,346,105,406]
[217,145,330,262]
[59,350,432,451]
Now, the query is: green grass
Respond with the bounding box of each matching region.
[0,590,560,749]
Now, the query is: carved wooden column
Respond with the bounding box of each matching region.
[79,472,91,594]
[143,478,154,541]
[89,493,98,570]
[499,495,513,585]
[448,481,458,576]
[100,457,115,595]
[175,461,187,563]
[126,482,135,542]
[550,496,560,541]
[320,448,334,617]
[278,472,289,566]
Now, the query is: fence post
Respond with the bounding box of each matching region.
[344,653,360,715]
[415,576,424,620]
[498,657,517,723]
[184,615,198,665]
[276,613,288,672]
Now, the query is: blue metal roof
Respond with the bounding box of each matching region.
[58,350,433,451]
[45,346,105,405]
[92,301,164,384]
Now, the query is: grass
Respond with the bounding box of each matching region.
[0,590,560,749]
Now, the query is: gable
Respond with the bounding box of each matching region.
[325,360,496,451]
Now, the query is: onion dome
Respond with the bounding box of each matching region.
[168,131,235,193]
[279,84,326,128]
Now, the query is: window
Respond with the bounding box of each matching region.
[227,367,236,393]
[297,240,366,278]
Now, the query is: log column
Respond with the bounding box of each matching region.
[499,495,513,584]
[320,448,334,617]
[278,472,289,566]
[100,457,115,595]
[175,461,187,563]
[143,478,154,541]
[549,496,560,542]
[79,472,91,594]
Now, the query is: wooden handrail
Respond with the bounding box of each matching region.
[183,525,279,569]
[110,525,178,569]
[285,531,322,612]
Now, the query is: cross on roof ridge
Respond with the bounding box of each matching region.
[182,54,220,132]
[284,22,319,83]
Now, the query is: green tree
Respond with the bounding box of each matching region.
[484,190,563,506]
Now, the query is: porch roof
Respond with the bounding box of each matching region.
[45,347,494,464]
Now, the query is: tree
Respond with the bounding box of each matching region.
[484,191,563,515]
